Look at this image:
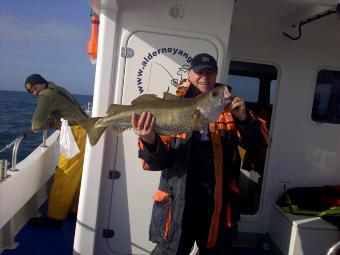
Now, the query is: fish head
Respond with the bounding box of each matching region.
[196,85,232,121]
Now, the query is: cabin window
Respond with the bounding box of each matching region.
[311,69,340,124]
[228,75,260,102]
[270,80,276,104]
[228,60,278,215]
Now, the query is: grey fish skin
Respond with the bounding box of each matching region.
[78,85,231,146]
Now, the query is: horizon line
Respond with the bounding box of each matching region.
[0,88,93,97]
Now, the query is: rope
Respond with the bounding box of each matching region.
[0,138,18,153]
[0,130,35,153]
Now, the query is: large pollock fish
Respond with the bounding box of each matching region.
[78,85,232,146]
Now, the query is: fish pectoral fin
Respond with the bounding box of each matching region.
[190,110,211,132]
[192,109,201,120]
[190,110,201,132]
[107,104,123,114]
[163,92,180,101]
[131,94,162,104]
[111,126,129,134]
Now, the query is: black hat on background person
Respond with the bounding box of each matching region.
[24,74,48,92]
[190,53,218,73]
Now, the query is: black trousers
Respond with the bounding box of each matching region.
[176,221,235,255]
[151,227,235,255]
[151,205,237,255]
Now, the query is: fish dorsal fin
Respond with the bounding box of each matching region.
[107,104,123,114]
[163,92,180,101]
[131,94,162,104]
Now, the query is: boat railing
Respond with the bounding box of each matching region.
[327,240,340,255]
[0,130,49,179]
[10,134,25,172]
[41,129,48,148]
[83,102,93,116]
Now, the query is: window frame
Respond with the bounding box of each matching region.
[311,67,340,125]
[228,60,279,106]
[227,59,280,217]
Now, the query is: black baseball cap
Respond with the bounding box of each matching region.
[190,53,218,73]
[25,74,48,92]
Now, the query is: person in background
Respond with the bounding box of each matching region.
[25,73,88,228]
[131,53,269,255]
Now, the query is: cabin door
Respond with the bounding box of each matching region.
[105,30,224,254]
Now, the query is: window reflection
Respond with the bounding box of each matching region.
[312,70,340,124]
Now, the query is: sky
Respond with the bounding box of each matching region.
[0,0,96,95]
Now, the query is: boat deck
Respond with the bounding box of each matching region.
[1,203,275,255]
[1,202,76,255]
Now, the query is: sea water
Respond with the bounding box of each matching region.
[0,90,92,164]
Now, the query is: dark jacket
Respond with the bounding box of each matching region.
[137,83,268,254]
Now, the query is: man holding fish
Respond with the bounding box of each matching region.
[131,53,268,255]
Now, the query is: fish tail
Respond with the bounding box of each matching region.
[77,117,106,146]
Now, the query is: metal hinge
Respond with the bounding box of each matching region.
[121,47,134,58]
[109,170,121,180]
[102,229,115,238]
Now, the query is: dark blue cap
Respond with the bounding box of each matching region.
[25,74,48,91]
[190,53,218,73]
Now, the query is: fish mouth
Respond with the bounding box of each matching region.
[222,87,233,105]
[223,94,233,104]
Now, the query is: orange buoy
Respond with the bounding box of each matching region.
[87,9,99,64]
